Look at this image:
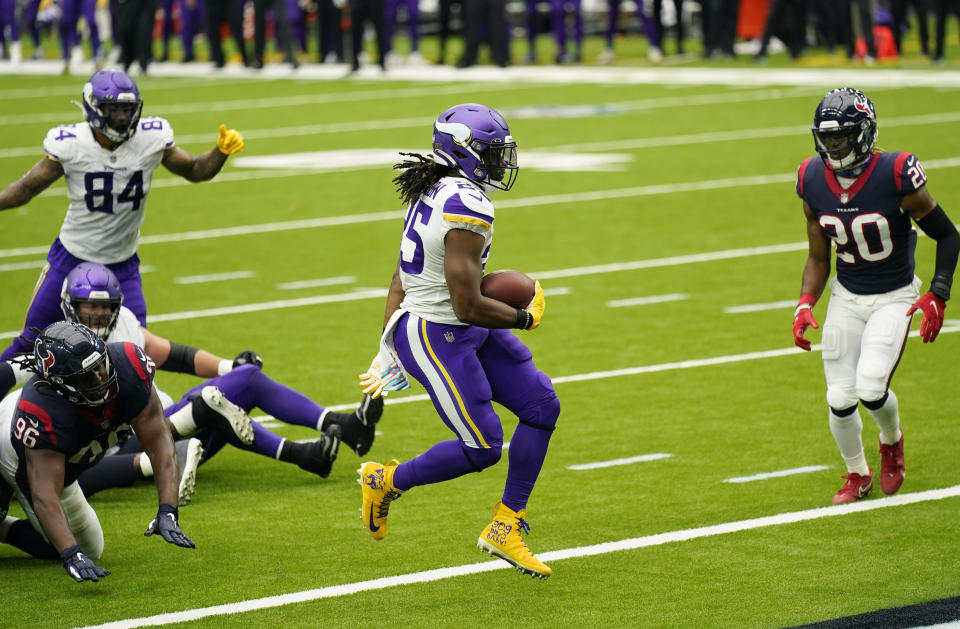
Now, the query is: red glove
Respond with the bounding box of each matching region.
[793,294,819,351]
[906,291,946,343]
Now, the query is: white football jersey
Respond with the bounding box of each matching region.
[107,306,173,408]
[398,176,494,325]
[43,117,174,263]
[109,306,146,348]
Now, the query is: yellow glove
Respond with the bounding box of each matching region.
[523,281,545,330]
[358,350,410,399]
[217,124,244,155]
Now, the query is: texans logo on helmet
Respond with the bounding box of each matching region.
[40,348,55,373]
[854,96,874,118]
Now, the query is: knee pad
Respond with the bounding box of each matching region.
[517,393,561,431]
[61,483,104,559]
[860,391,889,410]
[826,387,857,412]
[461,443,501,472]
[856,384,888,405]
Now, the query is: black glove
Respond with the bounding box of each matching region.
[232,350,263,369]
[60,545,110,583]
[144,504,196,548]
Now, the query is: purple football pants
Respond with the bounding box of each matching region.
[0,0,18,44]
[59,0,101,59]
[606,0,660,48]
[391,313,560,512]
[165,364,327,461]
[1,239,145,360]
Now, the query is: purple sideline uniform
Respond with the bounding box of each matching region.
[796,151,925,294]
[8,342,154,501]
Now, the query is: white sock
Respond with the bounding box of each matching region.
[0,515,16,542]
[865,390,901,446]
[829,408,870,476]
[168,404,199,437]
[138,453,153,478]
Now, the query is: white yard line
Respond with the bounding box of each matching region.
[724,466,831,483]
[567,454,674,470]
[73,484,960,629]
[173,271,255,284]
[724,300,797,314]
[606,293,689,308]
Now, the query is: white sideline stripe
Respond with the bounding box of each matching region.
[567,453,673,470]
[724,466,831,483]
[173,271,255,284]
[73,484,960,629]
[607,293,688,308]
[5,158,960,262]
[542,286,571,296]
[277,276,356,290]
[725,300,797,314]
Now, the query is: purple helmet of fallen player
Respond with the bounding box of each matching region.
[81,70,143,143]
[61,262,124,340]
[432,103,518,192]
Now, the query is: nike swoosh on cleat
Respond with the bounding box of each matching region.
[367,504,380,533]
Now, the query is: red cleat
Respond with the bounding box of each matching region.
[879,434,905,495]
[832,469,873,504]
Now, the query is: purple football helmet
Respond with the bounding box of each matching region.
[81,70,143,143]
[61,262,124,340]
[432,103,518,191]
[811,88,878,173]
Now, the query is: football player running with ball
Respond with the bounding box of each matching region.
[356,103,558,578]
[0,70,245,361]
[793,88,959,504]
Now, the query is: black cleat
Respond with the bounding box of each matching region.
[328,395,383,456]
[357,394,384,426]
[192,386,254,446]
[296,425,341,478]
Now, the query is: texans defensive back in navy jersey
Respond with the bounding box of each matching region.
[793,88,959,506]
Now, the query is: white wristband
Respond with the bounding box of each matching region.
[217,359,233,376]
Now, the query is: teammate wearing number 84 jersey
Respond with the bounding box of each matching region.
[794,87,959,504]
[0,70,245,361]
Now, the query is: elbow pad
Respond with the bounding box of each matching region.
[158,342,198,374]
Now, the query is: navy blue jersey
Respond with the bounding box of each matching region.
[9,342,155,499]
[796,151,927,294]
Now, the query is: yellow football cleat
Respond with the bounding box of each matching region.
[358,460,403,541]
[477,502,551,578]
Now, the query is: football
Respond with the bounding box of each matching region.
[480,270,536,308]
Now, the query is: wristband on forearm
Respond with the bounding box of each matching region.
[158,342,198,374]
[515,308,533,330]
[795,293,817,314]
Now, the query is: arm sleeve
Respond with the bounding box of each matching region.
[916,205,959,300]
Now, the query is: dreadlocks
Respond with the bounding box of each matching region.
[393,152,452,207]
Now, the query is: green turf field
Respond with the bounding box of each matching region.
[1,68,959,628]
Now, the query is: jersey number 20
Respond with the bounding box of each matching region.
[820,212,893,264]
